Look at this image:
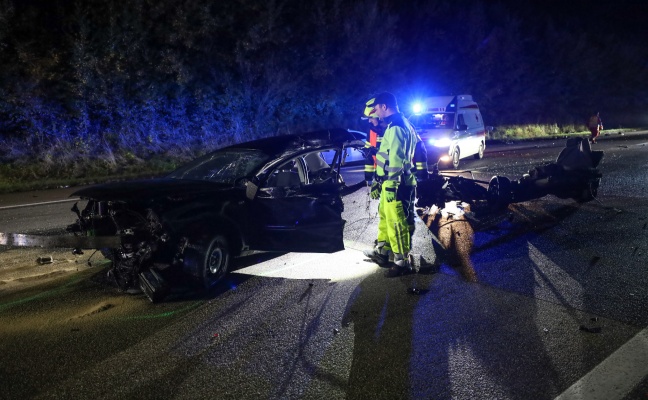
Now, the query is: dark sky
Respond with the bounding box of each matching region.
[509,0,647,41]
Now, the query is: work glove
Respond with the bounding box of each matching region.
[369,181,381,200]
[384,186,397,203]
[360,146,378,160]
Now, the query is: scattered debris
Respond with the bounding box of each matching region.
[333,328,339,335]
[580,317,602,333]
[579,325,602,334]
[36,255,53,264]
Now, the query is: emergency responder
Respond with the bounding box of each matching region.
[362,92,418,275]
[588,112,603,144]
[361,98,386,185]
[362,98,428,184]
[412,130,429,182]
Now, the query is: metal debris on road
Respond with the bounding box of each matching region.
[579,325,602,334]
[580,318,602,334]
[36,255,53,264]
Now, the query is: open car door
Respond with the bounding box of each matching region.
[247,148,348,253]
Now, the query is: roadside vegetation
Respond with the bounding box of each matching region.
[1,0,646,193]
[488,124,632,141]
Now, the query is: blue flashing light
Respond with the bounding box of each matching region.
[412,103,423,114]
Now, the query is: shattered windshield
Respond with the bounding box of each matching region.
[410,113,455,129]
[167,148,270,184]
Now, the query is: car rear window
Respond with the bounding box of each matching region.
[168,149,270,184]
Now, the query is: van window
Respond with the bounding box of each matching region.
[409,113,455,129]
[457,114,466,129]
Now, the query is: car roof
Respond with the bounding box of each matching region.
[228,129,365,156]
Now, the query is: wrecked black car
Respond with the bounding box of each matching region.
[64,129,365,302]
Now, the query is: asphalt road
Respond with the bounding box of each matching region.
[1,132,647,399]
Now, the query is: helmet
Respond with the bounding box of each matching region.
[362,98,378,120]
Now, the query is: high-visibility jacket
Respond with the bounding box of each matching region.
[375,113,417,189]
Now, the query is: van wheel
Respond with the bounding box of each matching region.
[452,148,460,169]
[474,143,485,159]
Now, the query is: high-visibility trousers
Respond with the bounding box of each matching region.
[376,184,416,255]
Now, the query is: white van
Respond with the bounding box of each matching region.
[409,94,489,169]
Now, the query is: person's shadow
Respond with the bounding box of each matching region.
[341,268,423,398]
[342,199,581,398]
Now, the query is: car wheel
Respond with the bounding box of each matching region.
[452,148,460,169]
[487,176,512,210]
[200,235,230,290]
[474,143,484,159]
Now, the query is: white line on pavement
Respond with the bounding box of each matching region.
[554,328,648,400]
[0,198,80,211]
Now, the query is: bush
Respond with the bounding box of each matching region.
[489,124,592,141]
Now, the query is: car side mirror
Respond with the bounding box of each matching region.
[458,124,468,131]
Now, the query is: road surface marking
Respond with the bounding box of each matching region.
[554,328,648,400]
[0,198,80,211]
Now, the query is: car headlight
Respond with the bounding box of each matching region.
[430,137,452,148]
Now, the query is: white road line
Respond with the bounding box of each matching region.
[0,198,80,211]
[555,328,648,400]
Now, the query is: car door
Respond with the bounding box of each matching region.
[454,113,471,158]
[247,150,346,253]
[465,110,483,155]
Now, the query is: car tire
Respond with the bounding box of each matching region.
[474,143,485,159]
[452,148,460,169]
[184,234,231,291]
